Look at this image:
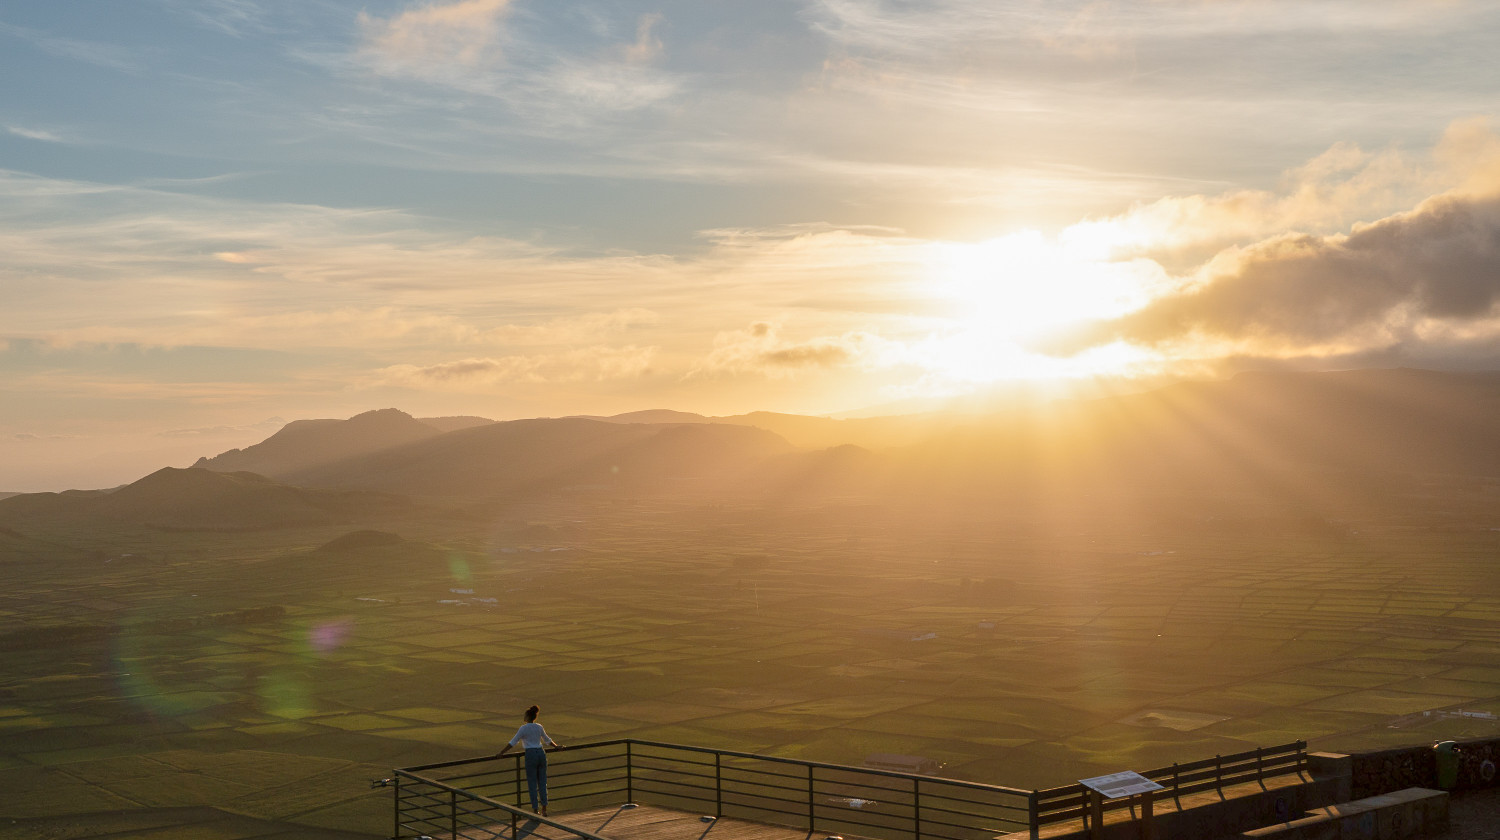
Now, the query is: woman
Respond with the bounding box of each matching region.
[496,704,564,816]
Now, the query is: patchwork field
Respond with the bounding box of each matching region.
[2,491,1500,837]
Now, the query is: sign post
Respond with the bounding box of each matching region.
[1078,771,1165,840]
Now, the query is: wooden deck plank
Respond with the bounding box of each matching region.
[432,804,848,840]
[567,804,836,840]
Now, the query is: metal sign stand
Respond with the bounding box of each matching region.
[1078,771,1166,840]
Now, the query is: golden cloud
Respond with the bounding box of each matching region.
[357,0,511,76]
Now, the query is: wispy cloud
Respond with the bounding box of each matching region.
[622,13,664,65]
[375,345,657,388]
[6,126,65,143]
[357,0,513,79]
[0,21,148,72]
[157,0,269,37]
[688,321,892,379]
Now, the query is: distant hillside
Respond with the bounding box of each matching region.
[575,409,709,424]
[570,408,950,449]
[194,408,443,478]
[313,529,405,552]
[0,467,411,530]
[418,415,494,433]
[881,368,1500,500]
[142,367,1500,511]
[282,417,796,497]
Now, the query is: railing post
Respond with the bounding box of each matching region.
[1215,755,1224,799]
[626,741,634,804]
[391,776,400,840]
[807,764,815,831]
[1028,790,1039,840]
[1256,746,1265,789]
[715,752,723,818]
[515,757,523,808]
[913,777,922,840]
[450,789,458,840]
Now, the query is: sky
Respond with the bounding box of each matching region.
[3,0,1500,490]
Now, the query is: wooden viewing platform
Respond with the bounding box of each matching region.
[389,738,1310,840]
[425,803,874,840]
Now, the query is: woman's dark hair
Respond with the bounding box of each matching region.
[525,704,540,722]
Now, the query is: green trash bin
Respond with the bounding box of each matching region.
[1434,741,1462,790]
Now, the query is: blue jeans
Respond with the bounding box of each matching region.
[524,748,548,810]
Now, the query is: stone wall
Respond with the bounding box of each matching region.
[1350,736,1500,798]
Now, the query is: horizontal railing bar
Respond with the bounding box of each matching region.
[916,791,1032,808]
[629,761,717,778]
[549,778,631,795]
[581,739,1033,796]
[918,801,1032,819]
[398,736,1308,839]
[719,797,807,813]
[395,770,611,840]
[633,777,718,797]
[721,780,814,799]
[1153,757,1303,785]
[415,741,634,773]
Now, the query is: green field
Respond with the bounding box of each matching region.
[3,491,1500,837]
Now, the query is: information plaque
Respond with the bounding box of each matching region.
[1078,771,1165,800]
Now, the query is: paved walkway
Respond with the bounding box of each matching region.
[1436,786,1500,839]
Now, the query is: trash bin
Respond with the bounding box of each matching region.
[1434,741,1462,790]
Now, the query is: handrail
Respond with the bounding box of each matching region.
[395,768,614,840]
[623,738,1035,795]
[393,736,1310,839]
[1031,739,1308,829]
[406,738,1030,795]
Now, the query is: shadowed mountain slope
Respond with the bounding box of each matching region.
[171,368,1500,510]
[879,368,1500,501]
[282,417,797,497]
[193,408,445,478]
[575,408,952,449]
[0,467,410,530]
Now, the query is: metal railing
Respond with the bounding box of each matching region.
[392,737,1309,839]
[1031,740,1308,832]
[392,770,612,840]
[397,739,1034,839]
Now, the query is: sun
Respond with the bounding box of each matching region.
[919,228,1163,381]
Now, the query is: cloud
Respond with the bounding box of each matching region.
[1060,119,1500,270]
[375,345,657,389]
[809,1,1470,56]
[689,322,890,378]
[357,0,512,78]
[1058,188,1500,359]
[623,14,664,65]
[155,0,268,37]
[156,417,285,438]
[7,126,64,143]
[0,21,145,72]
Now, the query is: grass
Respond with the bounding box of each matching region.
[4,495,1500,836]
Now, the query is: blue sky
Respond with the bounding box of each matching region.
[4,1,1500,489]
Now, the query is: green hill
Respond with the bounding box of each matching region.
[0,467,411,531]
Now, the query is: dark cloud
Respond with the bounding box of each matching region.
[1062,192,1500,353]
[758,343,856,368]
